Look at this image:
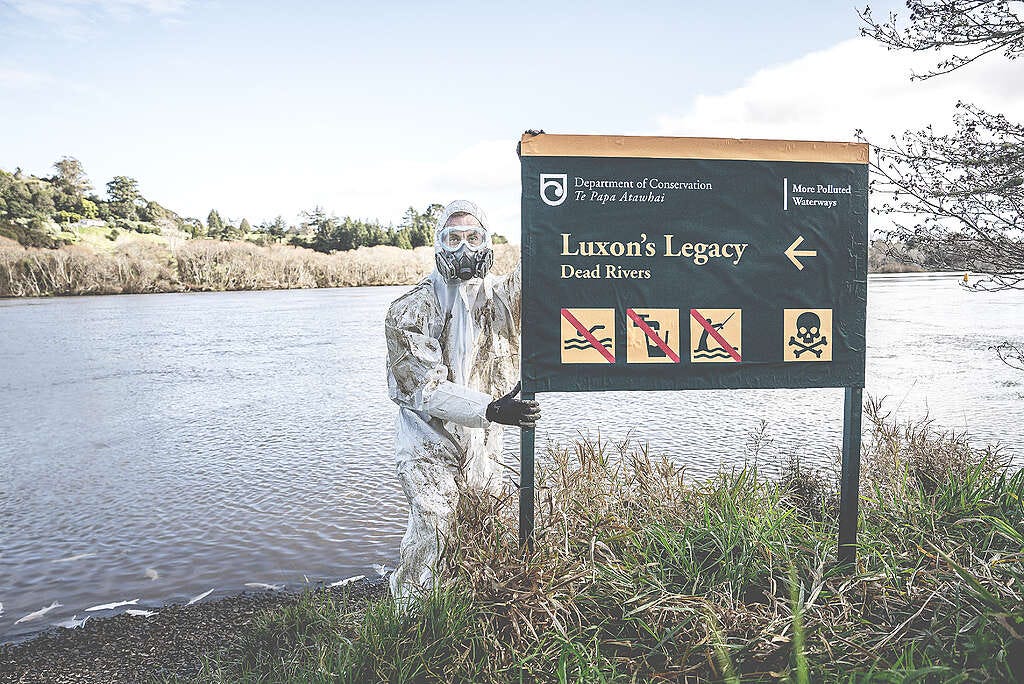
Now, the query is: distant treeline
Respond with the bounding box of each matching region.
[867,239,977,274]
[0,157,957,292]
[0,157,507,251]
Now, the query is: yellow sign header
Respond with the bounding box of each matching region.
[519,133,868,164]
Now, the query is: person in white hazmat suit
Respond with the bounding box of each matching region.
[385,199,541,602]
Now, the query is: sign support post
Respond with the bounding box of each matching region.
[519,388,536,551]
[838,386,863,567]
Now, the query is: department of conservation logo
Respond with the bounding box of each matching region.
[540,173,568,206]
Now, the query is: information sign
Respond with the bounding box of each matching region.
[519,134,868,392]
[517,133,869,566]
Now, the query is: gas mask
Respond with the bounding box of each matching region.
[435,225,494,281]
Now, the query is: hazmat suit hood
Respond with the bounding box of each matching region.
[433,199,495,290]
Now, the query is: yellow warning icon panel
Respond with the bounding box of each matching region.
[689,308,742,363]
[784,308,832,361]
[625,308,680,363]
[560,308,616,364]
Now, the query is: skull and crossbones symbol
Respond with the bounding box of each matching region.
[788,311,828,358]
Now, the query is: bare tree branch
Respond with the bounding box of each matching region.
[860,1,1024,78]
[993,341,1024,369]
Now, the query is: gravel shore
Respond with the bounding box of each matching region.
[0,580,387,683]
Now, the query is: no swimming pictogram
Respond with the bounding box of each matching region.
[560,308,616,364]
[689,308,742,363]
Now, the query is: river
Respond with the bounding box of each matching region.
[1,273,1022,642]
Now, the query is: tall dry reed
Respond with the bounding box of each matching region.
[0,237,177,296]
[0,237,520,297]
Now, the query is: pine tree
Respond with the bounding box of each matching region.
[207,209,224,238]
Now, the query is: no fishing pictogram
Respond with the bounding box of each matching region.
[626,308,680,363]
[689,308,742,363]
[560,308,616,364]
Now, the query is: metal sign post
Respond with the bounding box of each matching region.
[838,385,864,566]
[519,389,536,552]
[517,133,868,566]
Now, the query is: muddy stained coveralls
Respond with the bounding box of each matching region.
[385,204,521,602]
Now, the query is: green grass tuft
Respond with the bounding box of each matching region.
[200,400,1024,683]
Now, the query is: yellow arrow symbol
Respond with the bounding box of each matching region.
[785,235,817,270]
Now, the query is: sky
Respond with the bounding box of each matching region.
[1,0,1022,239]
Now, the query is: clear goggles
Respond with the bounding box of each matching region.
[438,226,487,252]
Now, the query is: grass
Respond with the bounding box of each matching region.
[184,400,1023,682]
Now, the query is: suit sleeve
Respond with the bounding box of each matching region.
[385,287,492,428]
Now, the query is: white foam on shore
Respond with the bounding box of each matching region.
[330,575,365,587]
[85,599,139,612]
[244,583,284,591]
[15,601,62,624]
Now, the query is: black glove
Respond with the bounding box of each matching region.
[486,382,541,428]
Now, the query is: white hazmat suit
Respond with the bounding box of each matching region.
[385,200,522,602]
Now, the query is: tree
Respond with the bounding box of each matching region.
[182,217,205,238]
[51,157,92,219]
[106,176,142,220]
[399,204,443,248]
[302,207,337,251]
[0,169,61,246]
[363,220,388,247]
[239,218,251,235]
[207,209,224,238]
[267,215,287,242]
[858,2,1024,291]
[257,215,289,242]
[80,198,99,219]
[52,156,92,197]
[222,221,244,241]
[391,229,413,249]
[138,200,168,223]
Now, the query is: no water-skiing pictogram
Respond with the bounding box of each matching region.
[625,308,680,363]
[689,308,742,363]
[560,308,616,364]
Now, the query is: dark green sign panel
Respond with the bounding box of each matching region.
[519,134,868,393]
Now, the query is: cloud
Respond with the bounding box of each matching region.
[656,37,1024,143]
[653,38,1024,238]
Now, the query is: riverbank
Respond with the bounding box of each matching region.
[5,404,1022,682]
[0,237,520,297]
[0,579,388,683]
[1,234,936,297]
